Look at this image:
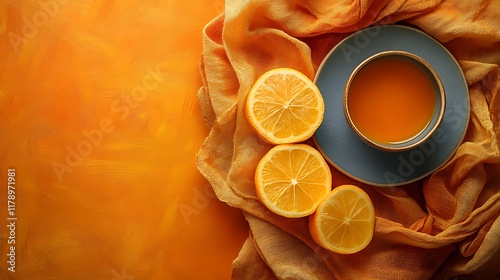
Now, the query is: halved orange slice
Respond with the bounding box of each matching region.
[245,68,324,144]
[309,185,375,254]
[255,144,332,218]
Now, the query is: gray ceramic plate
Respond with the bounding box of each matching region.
[313,25,469,187]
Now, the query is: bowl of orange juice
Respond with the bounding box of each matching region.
[343,50,446,152]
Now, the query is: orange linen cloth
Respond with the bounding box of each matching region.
[197,0,500,278]
[0,0,247,279]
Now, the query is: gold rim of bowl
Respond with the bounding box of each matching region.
[343,50,446,152]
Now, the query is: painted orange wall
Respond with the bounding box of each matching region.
[0,0,248,278]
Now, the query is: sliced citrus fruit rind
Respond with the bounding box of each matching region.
[245,68,325,144]
[255,144,332,218]
[309,184,375,254]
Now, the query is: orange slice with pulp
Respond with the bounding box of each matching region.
[309,184,375,254]
[255,144,332,218]
[245,68,324,144]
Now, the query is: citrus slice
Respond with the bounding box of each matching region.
[255,144,332,218]
[245,68,325,144]
[309,185,375,254]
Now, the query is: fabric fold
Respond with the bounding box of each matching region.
[196,0,500,278]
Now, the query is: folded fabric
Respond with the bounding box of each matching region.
[197,0,500,278]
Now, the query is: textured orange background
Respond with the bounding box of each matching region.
[0,0,248,279]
